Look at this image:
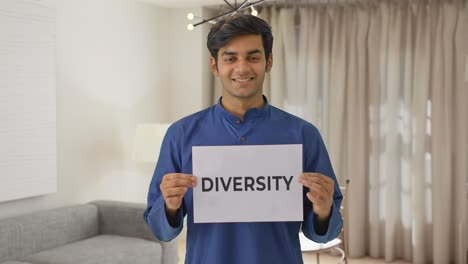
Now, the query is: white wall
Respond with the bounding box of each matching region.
[54,0,171,204]
[167,7,213,121]
[0,0,57,203]
[0,0,175,219]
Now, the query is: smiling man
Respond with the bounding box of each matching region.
[212,34,270,109]
[144,14,343,264]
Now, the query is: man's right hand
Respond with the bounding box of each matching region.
[160,173,197,217]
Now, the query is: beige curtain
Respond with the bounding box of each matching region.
[252,1,467,263]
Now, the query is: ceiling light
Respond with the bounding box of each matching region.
[186,0,265,31]
[250,7,258,16]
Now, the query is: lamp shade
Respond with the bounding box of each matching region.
[132,123,171,162]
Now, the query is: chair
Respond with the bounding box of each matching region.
[299,179,350,264]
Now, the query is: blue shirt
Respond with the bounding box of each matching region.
[144,97,343,264]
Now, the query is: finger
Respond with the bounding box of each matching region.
[306,188,333,206]
[306,192,319,202]
[164,173,195,180]
[306,191,326,204]
[163,187,188,197]
[305,179,334,194]
[306,181,332,197]
[301,173,333,184]
[162,173,197,187]
[299,174,334,191]
[299,177,333,195]
[162,178,195,188]
[301,173,334,186]
[163,174,197,186]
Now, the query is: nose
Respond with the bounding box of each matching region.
[234,58,251,75]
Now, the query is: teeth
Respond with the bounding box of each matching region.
[234,78,252,82]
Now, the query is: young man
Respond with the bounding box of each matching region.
[144,14,343,264]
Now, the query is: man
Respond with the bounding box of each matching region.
[144,14,343,264]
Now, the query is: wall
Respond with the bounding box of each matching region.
[167,7,213,121]
[0,0,177,219]
[0,0,57,203]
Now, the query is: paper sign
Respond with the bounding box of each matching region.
[192,144,303,223]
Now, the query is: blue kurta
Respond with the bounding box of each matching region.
[144,97,343,264]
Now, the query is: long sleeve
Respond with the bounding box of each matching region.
[143,102,344,263]
[144,125,185,242]
[301,126,343,243]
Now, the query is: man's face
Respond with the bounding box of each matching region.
[210,34,272,101]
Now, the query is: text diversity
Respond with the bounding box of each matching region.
[201,175,294,192]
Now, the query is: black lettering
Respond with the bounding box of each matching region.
[233,177,242,191]
[256,176,266,191]
[203,176,295,192]
[283,176,293,191]
[244,177,255,191]
[272,176,282,191]
[202,178,213,192]
[220,177,232,192]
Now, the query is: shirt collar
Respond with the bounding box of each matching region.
[214,95,271,122]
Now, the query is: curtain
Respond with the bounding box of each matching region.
[244,0,467,263]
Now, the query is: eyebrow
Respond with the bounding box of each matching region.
[221,49,263,56]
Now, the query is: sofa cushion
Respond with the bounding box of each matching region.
[89,200,157,241]
[20,235,163,264]
[0,204,98,262]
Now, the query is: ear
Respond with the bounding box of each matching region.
[210,57,219,76]
[266,53,273,73]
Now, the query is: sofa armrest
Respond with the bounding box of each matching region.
[89,200,178,264]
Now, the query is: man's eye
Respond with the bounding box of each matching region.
[249,57,261,61]
[224,57,236,62]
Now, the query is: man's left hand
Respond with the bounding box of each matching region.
[299,173,335,221]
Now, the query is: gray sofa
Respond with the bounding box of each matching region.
[0,200,178,264]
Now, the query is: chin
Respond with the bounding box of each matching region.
[235,92,261,99]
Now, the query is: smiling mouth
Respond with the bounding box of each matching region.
[232,77,254,83]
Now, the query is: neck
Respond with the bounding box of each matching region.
[221,95,265,120]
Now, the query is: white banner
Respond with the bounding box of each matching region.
[192,144,303,223]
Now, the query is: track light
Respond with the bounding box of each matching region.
[250,6,258,16]
[186,0,265,31]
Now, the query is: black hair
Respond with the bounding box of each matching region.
[207,14,273,64]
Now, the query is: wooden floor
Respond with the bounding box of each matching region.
[177,238,412,264]
[302,251,412,264]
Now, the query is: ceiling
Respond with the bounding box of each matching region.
[139,0,234,8]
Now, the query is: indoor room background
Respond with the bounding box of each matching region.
[1,0,467,263]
